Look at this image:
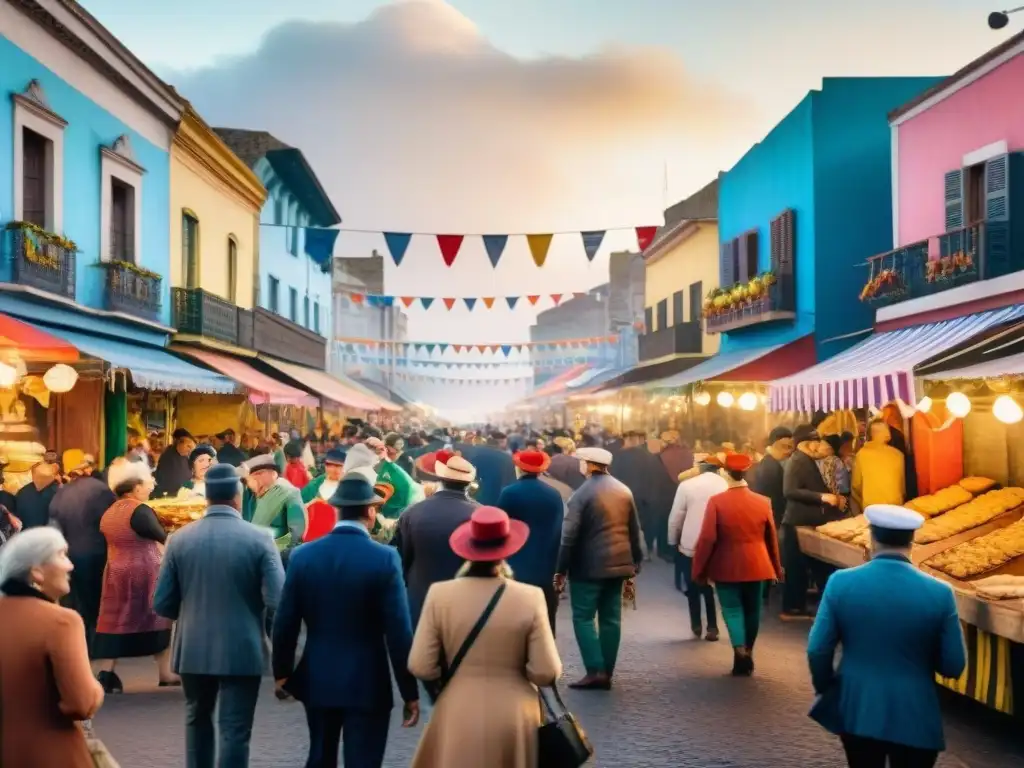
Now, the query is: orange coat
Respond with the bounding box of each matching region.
[0,589,105,768]
[692,486,783,585]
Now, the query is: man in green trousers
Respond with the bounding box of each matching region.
[555,447,644,690]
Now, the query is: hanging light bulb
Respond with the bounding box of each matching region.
[717,391,735,408]
[693,390,711,407]
[0,362,17,389]
[945,392,971,419]
[993,395,1023,425]
[738,392,758,411]
[43,364,78,393]
[916,396,932,413]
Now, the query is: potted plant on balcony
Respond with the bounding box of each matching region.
[97,259,162,319]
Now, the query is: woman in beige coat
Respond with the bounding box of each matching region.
[409,506,562,768]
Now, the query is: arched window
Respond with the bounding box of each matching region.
[227,236,238,303]
[181,210,199,289]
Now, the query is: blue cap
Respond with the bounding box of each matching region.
[205,463,241,503]
[324,447,347,466]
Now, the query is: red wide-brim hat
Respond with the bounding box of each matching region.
[513,449,551,474]
[449,506,530,562]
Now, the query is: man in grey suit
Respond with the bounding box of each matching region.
[154,463,285,768]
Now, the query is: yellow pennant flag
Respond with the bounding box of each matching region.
[527,234,553,267]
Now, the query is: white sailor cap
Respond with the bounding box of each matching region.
[576,447,613,466]
[864,504,924,531]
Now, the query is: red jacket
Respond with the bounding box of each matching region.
[283,460,311,490]
[692,485,782,585]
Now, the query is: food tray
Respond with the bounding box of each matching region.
[796,528,867,569]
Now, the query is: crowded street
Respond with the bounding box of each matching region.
[92,561,1022,768]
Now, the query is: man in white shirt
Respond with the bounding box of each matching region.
[667,455,727,640]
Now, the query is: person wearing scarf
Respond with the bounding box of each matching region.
[242,454,306,564]
[181,444,217,498]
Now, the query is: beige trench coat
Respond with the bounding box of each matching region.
[409,577,562,768]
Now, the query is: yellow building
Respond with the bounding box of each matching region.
[169,103,266,350]
[641,179,720,363]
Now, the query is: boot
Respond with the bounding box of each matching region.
[568,672,611,690]
[97,670,124,694]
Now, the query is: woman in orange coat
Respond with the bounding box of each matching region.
[0,527,105,767]
[692,453,782,677]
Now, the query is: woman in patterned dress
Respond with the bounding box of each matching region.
[93,458,178,693]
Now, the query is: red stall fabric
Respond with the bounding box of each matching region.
[912,410,963,495]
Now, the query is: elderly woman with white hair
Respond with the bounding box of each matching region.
[0,527,105,767]
[93,458,178,693]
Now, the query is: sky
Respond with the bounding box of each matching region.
[81,0,1017,416]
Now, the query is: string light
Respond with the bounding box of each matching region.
[716,391,735,408]
[993,395,1023,425]
[945,392,971,419]
[738,392,758,411]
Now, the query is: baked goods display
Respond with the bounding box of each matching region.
[959,476,998,494]
[816,515,869,542]
[914,487,1024,545]
[905,485,973,518]
[927,519,1024,579]
[151,497,206,532]
[970,575,1024,600]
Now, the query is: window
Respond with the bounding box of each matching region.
[689,281,702,322]
[656,299,668,331]
[289,287,298,321]
[182,213,199,288]
[290,226,301,257]
[268,275,280,313]
[21,128,48,227]
[672,291,684,326]
[303,295,310,327]
[965,163,985,225]
[314,301,321,334]
[110,179,135,262]
[644,306,653,332]
[226,238,238,303]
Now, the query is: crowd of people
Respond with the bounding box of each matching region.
[0,413,970,768]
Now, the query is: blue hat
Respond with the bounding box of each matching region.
[328,476,386,508]
[205,463,241,503]
[865,504,923,531]
[324,447,347,466]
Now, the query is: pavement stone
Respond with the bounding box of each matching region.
[94,560,1024,767]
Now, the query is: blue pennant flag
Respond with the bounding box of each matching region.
[482,235,508,268]
[439,343,449,354]
[506,296,519,310]
[383,232,412,266]
[413,344,422,354]
[420,297,434,310]
[463,297,477,311]
[580,230,606,262]
[425,343,436,355]
[500,345,512,357]
[304,228,340,270]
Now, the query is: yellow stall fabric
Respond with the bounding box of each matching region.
[937,622,1014,715]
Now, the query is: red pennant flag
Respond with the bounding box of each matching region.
[550,294,562,306]
[453,344,464,353]
[482,297,496,309]
[436,235,464,267]
[442,298,456,310]
[489,345,500,354]
[636,226,658,251]
[400,296,415,308]
[527,295,540,306]
[475,345,486,353]
[351,293,365,304]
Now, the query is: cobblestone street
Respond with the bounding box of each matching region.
[95,561,1023,767]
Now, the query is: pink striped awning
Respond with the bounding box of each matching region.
[174,347,318,406]
[769,305,1024,412]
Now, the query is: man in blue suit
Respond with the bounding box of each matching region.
[807,504,966,768]
[273,476,420,768]
[461,431,516,506]
[498,449,565,634]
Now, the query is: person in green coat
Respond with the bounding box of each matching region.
[375,455,422,519]
[242,453,306,564]
[301,448,346,505]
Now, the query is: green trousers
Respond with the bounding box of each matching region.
[570,578,625,675]
[716,581,765,650]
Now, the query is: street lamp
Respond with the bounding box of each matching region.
[989,6,1024,28]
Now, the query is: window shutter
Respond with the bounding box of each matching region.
[770,210,796,311]
[672,290,684,326]
[984,154,1011,276]
[719,242,731,287]
[689,281,702,322]
[124,188,136,263]
[644,306,653,333]
[656,299,668,331]
[737,236,749,282]
[746,231,759,276]
[944,169,964,231]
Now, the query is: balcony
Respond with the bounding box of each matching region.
[172,287,245,347]
[704,275,795,334]
[2,223,76,300]
[252,307,326,369]
[639,321,702,362]
[860,223,986,307]
[101,260,161,322]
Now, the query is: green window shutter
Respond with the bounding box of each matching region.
[944,169,964,231]
[984,154,1011,276]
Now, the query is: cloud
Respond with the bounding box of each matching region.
[168,0,758,233]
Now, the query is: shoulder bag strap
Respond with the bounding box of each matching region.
[439,582,506,688]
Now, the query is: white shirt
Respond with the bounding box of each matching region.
[318,479,339,501]
[667,471,728,557]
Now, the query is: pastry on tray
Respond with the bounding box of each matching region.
[905,485,973,518]
[816,515,869,542]
[969,574,1024,600]
[959,476,997,494]
[926,520,1024,579]
[915,487,1024,545]
[150,497,206,531]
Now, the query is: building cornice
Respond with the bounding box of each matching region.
[173,106,267,213]
[644,220,712,267]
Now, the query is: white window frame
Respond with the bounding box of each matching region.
[100,135,145,263]
[12,80,66,232]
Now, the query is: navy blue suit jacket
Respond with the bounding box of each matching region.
[461,445,516,507]
[272,523,418,711]
[497,475,564,588]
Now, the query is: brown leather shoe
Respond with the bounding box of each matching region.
[568,673,611,690]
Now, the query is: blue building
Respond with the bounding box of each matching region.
[712,77,943,366]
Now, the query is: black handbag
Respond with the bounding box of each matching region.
[537,684,593,767]
[428,582,506,704]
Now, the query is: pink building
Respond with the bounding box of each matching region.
[871,32,1024,329]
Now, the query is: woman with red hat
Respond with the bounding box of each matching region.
[692,452,783,677]
[408,506,562,768]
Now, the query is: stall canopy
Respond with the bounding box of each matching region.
[334,371,403,411]
[769,305,1024,411]
[0,314,79,362]
[641,336,815,391]
[173,347,318,406]
[921,348,1024,380]
[526,364,591,401]
[258,356,395,411]
[49,329,238,394]
[354,377,410,407]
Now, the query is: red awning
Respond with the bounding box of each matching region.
[713,335,817,382]
[173,347,318,406]
[259,356,395,412]
[0,314,78,362]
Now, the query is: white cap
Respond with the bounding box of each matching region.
[865,504,924,531]
[435,455,477,482]
[577,447,613,466]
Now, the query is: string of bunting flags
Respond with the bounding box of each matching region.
[337,354,589,370]
[342,291,596,311]
[394,372,533,385]
[335,335,618,357]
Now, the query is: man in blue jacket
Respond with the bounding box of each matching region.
[498,449,565,634]
[807,504,966,767]
[273,476,420,768]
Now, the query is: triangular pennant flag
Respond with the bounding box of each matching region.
[527,295,540,306]
[443,298,456,310]
[580,230,606,262]
[463,297,477,311]
[453,344,464,353]
[351,293,365,304]
[420,297,434,310]
[383,232,412,266]
[438,344,449,354]
[413,344,422,354]
[500,345,512,357]
[489,345,500,354]
[475,345,486,353]
[526,234,553,267]
[550,294,562,306]
[400,296,415,308]
[436,235,464,267]
[482,235,508,268]
[482,297,496,309]
[506,296,519,310]
[424,344,436,355]
[636,226,658,251]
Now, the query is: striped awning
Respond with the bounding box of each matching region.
[643,342,793,390]
[921,348,1024,380]
[769,305,1024,411]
